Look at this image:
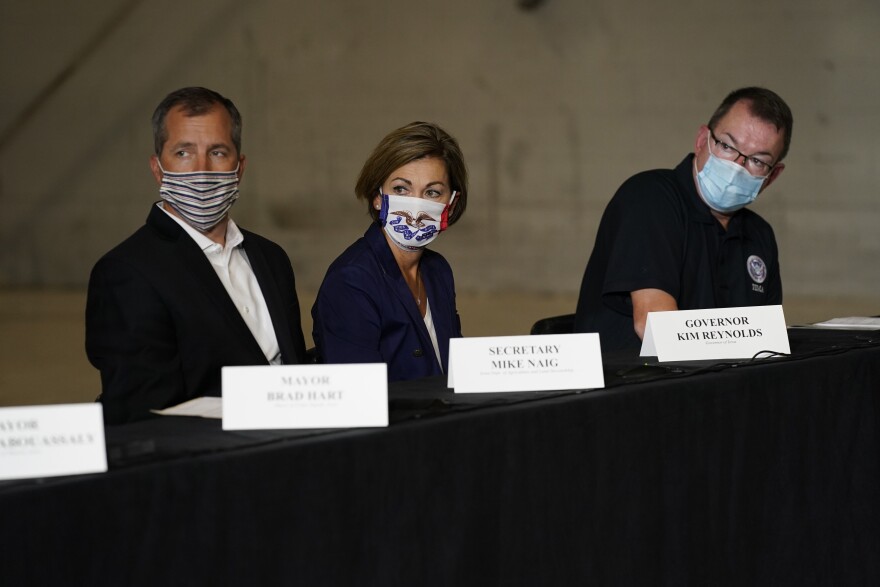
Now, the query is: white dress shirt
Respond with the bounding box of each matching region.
[159,203,282,364]
[423,298,443,372]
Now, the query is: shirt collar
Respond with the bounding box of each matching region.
[156,202,243,251]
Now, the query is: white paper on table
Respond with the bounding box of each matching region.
[811,316,880,330]
[151,396,223,419]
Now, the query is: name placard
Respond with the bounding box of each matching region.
[448,333,605,394]
[0,403,107,481]
[640,305,789,362]
[222,363,388,430]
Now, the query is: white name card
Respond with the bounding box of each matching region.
[221,363,388,430]
[0,403,107,481]
[448,333,605,394]
[640,305,790,362]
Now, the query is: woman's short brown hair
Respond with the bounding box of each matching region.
[355,121,468,225]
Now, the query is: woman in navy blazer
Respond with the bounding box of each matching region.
[312,122,468,381]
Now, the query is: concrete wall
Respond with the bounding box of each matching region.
[2,0,878,300]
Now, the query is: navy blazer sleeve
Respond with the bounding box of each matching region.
[312,224,461,382]
[313,261,388,365]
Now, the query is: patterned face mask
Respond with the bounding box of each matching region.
[378,191,457,252]
[158,163,240,231]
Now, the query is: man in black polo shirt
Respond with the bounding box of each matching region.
[574,87,792,351]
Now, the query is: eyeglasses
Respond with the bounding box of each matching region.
[709,130,776,177]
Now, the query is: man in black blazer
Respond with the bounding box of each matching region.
[86,87,306,424]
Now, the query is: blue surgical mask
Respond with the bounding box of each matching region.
[695,140,766,213]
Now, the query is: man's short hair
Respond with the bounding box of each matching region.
[151,87,242,156]
[708,87,793,162]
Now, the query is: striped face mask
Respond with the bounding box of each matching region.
[158,164,240,231]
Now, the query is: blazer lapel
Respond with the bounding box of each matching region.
[148,206,267,361]
[241,235,298,363]
[366,225,434,353]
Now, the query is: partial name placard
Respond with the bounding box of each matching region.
[640,305,789,362]
[222,363,388,430]
[0,403,107,481]
[448,333,604,394]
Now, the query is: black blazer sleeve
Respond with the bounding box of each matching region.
[86,254,189,424]
[86,206,307,424]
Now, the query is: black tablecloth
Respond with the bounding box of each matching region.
[3,328,879,586]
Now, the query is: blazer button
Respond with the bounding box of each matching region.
[412,349,424,357]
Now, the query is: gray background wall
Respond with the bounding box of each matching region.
[3,0,878,297]
[0,1,878,406]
